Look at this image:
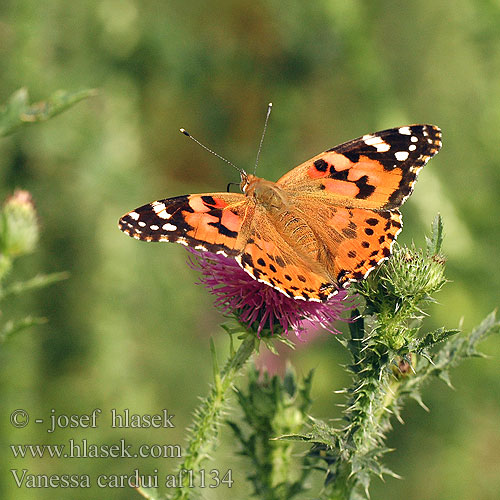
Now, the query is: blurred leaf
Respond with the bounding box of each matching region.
[468,309,499,346]
[0,316,47,343]
[0,272,69,301]
[0,87,97,137]
[431,310,499,370]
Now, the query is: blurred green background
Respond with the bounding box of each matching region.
[1,0,499,499]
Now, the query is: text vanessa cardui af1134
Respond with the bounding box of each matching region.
[119,124,441,302]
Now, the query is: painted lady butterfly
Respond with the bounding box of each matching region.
[119,125,441,302]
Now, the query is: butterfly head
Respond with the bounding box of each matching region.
[240,171,253,194]
[240,172,267,198]
[240,174,287,212]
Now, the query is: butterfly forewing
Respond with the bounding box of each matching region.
[277,124,441,211]
[119,193,248,257]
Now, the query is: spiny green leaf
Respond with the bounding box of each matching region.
[278,433,317,443]
[425,213,444,255]
[280,417,338,447]
[414,327,459,352]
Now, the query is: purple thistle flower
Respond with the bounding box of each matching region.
[188,250,353,339]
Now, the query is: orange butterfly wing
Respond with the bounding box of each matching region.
[277,124,442,210]
[119,193,251,257]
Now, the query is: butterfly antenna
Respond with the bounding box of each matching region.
[179,128,246,177]
[253,102,273,175]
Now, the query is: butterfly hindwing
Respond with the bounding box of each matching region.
[235,215,336,301]
[119,193,248,257]
[277,124,441,210]
[320,206,402,286]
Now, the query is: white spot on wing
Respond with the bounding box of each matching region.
[138,221,146,227]
[150,225,159,230]
[395,151,409,161]
[128,211,139,220]
[409,144,417,151]
[399,126,411,135]
[362,134,391,152]
[152,202,166,212]
[294,294,321,302]
[162,223,177,231]
[157,210,172,219]
[152,202,172,219]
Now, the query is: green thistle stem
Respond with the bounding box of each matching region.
[169,331,256,500]
[319,375,401,500]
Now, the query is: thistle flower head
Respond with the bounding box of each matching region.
[189,251,352,338]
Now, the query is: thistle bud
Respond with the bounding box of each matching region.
[1,190,39,257]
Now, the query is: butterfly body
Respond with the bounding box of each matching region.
[119,124,442,302]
